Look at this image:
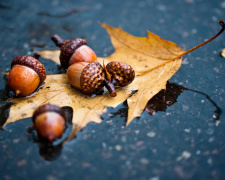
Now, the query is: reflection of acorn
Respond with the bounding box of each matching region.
[66,62,106,95]
[106,61,135,86]
[8,52,46,96]
[39,144,62,161]
[51,34,97,69]
[32,104,67,142]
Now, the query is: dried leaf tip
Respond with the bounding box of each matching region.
[221,48,225,58]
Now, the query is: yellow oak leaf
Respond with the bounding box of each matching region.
[5,23,186,141]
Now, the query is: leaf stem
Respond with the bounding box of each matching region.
[140,19,225,76]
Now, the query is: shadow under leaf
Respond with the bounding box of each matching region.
[145,81,221,120]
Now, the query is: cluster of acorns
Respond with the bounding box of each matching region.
[8,34,135,142]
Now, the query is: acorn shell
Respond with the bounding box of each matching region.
[106,61,135,86]
[60,38,87,69]
[11,55,46,84]
[67,62,105,95]
[32,104,67,123]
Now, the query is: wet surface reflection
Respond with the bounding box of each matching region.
[146,82,221,120]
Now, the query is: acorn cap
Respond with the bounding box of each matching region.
[11,55,46,84]
[60,38,87,69]
[32,104,67,123]
[106,61,135,86]
[80,61,105,94]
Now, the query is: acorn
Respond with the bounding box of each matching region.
[106,61,135,86]
[67,61,107,95]
[51,34,97,69]
[32,104,67,142]
[8,52,46,97]
[67,61,117,96]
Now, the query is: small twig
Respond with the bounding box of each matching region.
[102,59,116,97]
[104,79,117,97]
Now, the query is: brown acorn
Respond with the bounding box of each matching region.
[8,52,46,97]
[32,104,67,142]
[51,34,97,69]
[67,61,106,95]
[106,61,135,86]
